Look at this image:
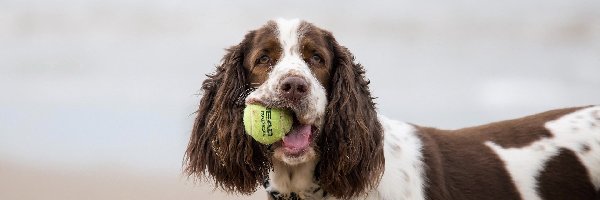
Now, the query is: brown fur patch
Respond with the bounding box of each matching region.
[298,21,334,89]
[418,127,521,199]
[457,107,588,148]
[244,21,279,86]
[538,149,597,199]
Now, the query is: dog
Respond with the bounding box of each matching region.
[184,18,600,200]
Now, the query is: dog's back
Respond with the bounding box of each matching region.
[415,106,600,199]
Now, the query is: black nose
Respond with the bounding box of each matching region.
[279,76,309,100]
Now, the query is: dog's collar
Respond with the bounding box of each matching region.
[263,178,328,200]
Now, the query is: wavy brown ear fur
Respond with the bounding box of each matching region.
[316,33,385,199]
[184,31,269,194]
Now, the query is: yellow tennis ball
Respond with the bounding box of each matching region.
[243,104,293,145]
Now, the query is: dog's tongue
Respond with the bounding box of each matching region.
[283,125,311,149]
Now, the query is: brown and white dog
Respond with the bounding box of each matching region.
[184,19,600,200]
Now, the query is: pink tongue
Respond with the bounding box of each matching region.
[282,125,312,149]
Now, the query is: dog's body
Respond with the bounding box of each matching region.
[185,19,600,200]
[266,107,600,200]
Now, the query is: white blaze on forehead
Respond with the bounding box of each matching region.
[275,18,302,56]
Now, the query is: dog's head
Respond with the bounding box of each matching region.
[184,19,384,198]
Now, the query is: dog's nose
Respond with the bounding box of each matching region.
[279,76,309,100]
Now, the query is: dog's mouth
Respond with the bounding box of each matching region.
[281,119,315,156]
[245,98,318,157]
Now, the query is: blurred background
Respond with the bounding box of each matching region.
[1,0,599,199]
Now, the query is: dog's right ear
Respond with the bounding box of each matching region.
[184,31,270,194]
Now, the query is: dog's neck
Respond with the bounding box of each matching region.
[265,159,328,199]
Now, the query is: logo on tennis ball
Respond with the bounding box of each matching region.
[243,104,293,144]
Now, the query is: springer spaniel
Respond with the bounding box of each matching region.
[184,19,600,200]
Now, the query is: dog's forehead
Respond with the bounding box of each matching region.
[273,18,302,56]
[274,18,302,34]
[252,19,325,51]
[272,19,322,46]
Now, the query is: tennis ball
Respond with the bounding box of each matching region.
[243,104,293,145]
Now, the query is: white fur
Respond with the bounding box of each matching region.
[485,141,554,200]
[268,160,319,195]
[367,115,427,200]
[486,106,600,200]
[545,106,600,189]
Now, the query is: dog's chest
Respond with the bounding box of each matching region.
[264,159,333,200]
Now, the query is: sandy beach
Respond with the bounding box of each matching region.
[0,162,265,200]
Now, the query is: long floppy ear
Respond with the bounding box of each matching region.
[184,31,270,194]
[316,33,385,198]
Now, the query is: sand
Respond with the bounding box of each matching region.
[0,162,266,200]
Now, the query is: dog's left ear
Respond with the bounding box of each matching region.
[184,31,270,194]
[316,32,385,199]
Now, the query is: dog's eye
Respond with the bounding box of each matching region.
[310,54,322,64]
[258,55,270,64]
